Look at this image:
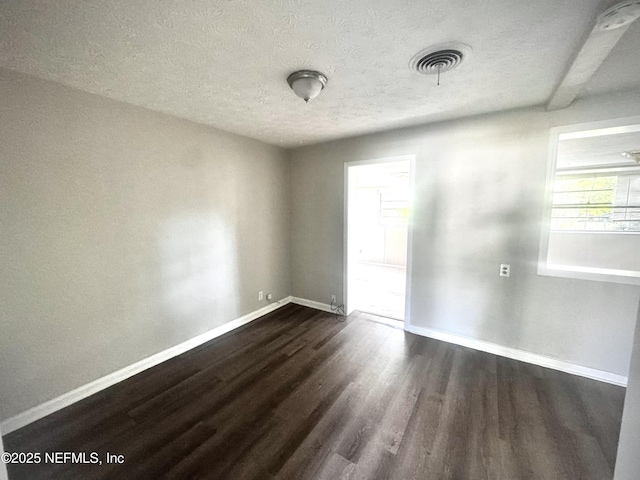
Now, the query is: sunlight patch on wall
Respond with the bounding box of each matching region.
[158,213,240,336]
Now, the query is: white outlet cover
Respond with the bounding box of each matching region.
[500,264,510,277]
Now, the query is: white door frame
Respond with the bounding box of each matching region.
[343,154,416,328]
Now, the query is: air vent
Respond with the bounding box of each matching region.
[412,50,463,74]
[410,43,471,76]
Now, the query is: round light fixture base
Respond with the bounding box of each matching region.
[597,1,640,31]
[622,150,640,163]
[287,70,328,103]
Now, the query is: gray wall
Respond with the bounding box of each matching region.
[290,88,640,377]
[0,68,291,421]
[614,300,640,479]
[548,232,640,271]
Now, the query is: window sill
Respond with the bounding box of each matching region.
[550,230,640,235]
[538,264,640,285]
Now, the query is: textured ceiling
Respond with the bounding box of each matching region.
[0,0,637,147]
[558,131,640,168]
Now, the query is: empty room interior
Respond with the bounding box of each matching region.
[2,1,640,479]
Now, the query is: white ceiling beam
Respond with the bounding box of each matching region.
[547,0,640,111]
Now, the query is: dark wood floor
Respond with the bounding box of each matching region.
[4,304,626,479]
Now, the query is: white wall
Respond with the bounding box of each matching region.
[290,88,640,377]
[0,68,291,421]
[614,300,640,480]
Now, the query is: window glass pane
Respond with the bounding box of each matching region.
[551,173,640,232]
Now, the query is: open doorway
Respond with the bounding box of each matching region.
[345,157,413,322]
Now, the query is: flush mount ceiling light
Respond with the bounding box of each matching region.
[287,70,328,103]
[596,0,640,31]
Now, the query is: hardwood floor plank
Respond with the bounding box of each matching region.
[271,381,365,479]
[125,421,217,479]
[314,452,357,480]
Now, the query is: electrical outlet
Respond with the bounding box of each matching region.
[258,291,264,301]
[500,264,510,277]
[266,293,273,301]
[331,294,337,303]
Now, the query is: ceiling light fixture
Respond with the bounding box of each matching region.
[287,70,327,103]
[621,150,640,163]
[596,1,640,31]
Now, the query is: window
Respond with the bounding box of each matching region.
[538,117,640,285]
[551,172,640,232]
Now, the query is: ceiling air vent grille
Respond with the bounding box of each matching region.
[411,49,463,74]
[409,43,471,76]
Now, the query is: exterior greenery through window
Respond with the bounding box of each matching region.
[551,172,640,232]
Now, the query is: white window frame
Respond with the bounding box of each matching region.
[538,116,640,285]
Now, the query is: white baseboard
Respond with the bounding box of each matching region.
[0,297,293,435]
[405,323,628,387]
[290,296,333,313]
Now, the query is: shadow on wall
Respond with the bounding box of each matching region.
[480,193,533,349]
[409,167,443,320]
[410,137,535,350]
[156,213,240,345]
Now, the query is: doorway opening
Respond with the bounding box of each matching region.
[345,157,413,322]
